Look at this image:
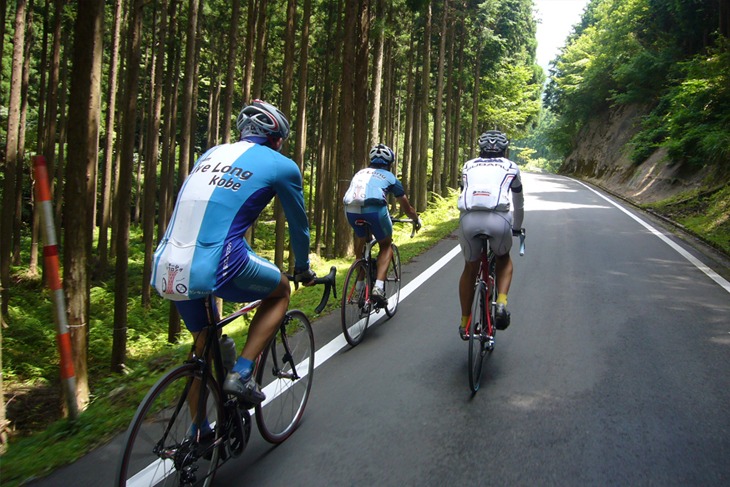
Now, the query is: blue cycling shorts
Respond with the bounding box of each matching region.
[345,205,393,241]
[175,249,282,332]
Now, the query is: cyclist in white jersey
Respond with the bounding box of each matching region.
[457,130,524,338]
[151,100,315,409]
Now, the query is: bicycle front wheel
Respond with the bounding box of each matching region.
[255,310,315,443]
[468,281,487,393]
[117,364,223,487]
[341,259,370,346]
[384,244,402,317]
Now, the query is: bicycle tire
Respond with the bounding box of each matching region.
[468,281,487,393]
[255,310,315,443]
[117,363,223,487]
[341,259,370,346]
[384,244,402,317]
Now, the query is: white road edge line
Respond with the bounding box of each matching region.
[575,179,730,294]
[257,245,463,410]
[312,244,462,368]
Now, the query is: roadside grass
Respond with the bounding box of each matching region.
[643,183,730,255]
[0,191,460,486]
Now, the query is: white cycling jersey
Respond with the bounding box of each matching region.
[457,157,522,212]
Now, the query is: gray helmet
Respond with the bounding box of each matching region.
[236,99,290,140]
[478,130,509,153]
[369,143,395,168]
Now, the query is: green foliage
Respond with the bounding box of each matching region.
[544,0,728,172]
[512,109,565,171]
[480,60,542,137]
[628,39,730,168]
[643,184,730,254]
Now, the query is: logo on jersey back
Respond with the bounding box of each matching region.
[163,263,188,295]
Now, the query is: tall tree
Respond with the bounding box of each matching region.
[432,0,448,196]
[252,0,268,100]
[13,0,34,267]
[335,0,358,257]
[221,0,241,143]
[63,0,104,410]
[157,0,181,240]
[98,0,123,275]
[142,0,169,307]
[353,0,370,170]
[111,0,145,371]
[1,0,26,320]
[274,0,297,270]
[417,1,432,211]
[242,0,256,103]
[369,0,385,146]
[294,0,312,169]
[177,0,201,185]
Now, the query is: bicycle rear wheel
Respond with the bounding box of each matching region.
[341,259,370,346]
[255,310,315,443]
[117,364,223,487]
[468,281,487,393]
[384,244,402,317]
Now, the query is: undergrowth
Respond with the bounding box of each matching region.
[643,183,730,254]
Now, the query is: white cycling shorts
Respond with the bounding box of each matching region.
[457,210,513,261]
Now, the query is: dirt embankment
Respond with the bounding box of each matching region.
[558,103,713,204]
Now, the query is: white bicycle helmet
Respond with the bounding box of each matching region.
[236,99,290,140]
[478,130,509,153]
[369,143,395,168]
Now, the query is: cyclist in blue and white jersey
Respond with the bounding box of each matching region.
[151,100,315,406]
[343,144,421,306]
[457,130,524,338]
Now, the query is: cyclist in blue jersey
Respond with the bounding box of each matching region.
[343,144,421,306]
[151,100,315,408]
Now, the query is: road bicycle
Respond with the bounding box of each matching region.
[340,217,418,347]
[466,229,525,393]
[116,267,337,487]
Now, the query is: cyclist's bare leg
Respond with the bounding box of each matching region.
[458,260,480,316]
[495,253,513,298]
[186,328,212,432]
[376,236,393,281]
[354,235,368,282]
[354,235,367,259]
[240,276,291,361]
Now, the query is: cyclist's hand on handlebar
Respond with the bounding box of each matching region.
[512,228,523,237]
[414,216,423,232]
[294,266,317,286]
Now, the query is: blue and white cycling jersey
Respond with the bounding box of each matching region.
[151,141,310,301]
[343,167,405,209]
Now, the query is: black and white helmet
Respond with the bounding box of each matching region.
[369,143,395,168]
[236,99,290,140]
[478,130,509,153]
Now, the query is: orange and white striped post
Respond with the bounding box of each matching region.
[32,155,78,420]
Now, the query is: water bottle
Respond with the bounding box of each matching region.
[219,334,237,373]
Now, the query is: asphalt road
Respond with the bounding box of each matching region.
[31,173,730,486]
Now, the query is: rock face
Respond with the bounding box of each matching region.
[559,104,712,204]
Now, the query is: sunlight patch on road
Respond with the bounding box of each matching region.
[524,200,611,211]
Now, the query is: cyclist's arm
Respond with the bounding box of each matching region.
[275,156,311,271]
[511,183,524,231]
[396,194,419,222]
